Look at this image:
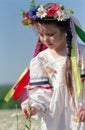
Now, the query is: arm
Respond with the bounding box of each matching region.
[21,56,53,119]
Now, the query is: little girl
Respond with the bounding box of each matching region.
[21,2,85,130]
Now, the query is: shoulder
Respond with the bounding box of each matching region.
[29,50,49,78]
[30,49,50,65]
[38,49,49,58]
[30,49,48,68]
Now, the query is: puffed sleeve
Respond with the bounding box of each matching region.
[21,55,53,113]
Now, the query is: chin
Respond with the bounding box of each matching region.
[48,46,54,49]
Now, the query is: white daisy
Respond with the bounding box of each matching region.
[57,10,70,21]
[36,5,47,19]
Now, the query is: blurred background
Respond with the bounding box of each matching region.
[0,0,85,109]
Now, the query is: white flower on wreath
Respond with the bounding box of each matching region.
[36,5,47,19]
[57,10,70,21]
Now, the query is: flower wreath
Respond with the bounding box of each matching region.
[21,1,73,26]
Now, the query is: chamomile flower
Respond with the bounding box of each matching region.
[36,5,47,19]
[57,10,70,21]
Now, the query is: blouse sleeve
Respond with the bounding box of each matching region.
[21,55,53,112]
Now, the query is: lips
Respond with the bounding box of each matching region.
[45,41,51,45]
[47,43,53,46]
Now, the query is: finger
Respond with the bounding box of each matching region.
[81,115,85,122]
[77,106,83,116]
[23,109,30,119]
[78,111,85,122]
[29,107,35,115]
[22,109,27,116]
[23,109,28,119]
[30,106,39,115]
[26,108,31,119]
[79,114,85,122]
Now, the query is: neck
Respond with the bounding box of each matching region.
[55,41,66,51]
[48,42,67,58]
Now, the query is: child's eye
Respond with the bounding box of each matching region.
[48,33,55,36]
[39,32,43,36]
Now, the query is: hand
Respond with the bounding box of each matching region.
[76,106,85,122]
[22,106,39,119]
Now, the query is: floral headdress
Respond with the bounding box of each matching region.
[21,1,73,26]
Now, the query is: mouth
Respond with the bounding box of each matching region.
[46,43,53,46]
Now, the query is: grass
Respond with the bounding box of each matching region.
[0,85,41,130]
[0,84,22,109]
[11,109,41,130]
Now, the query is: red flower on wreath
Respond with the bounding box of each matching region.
[47,4,60,17]
[23,12,29,18]
[22,11,33,25]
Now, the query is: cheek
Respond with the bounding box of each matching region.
[51,36,58,41]
[53,33,64,41]
[40,36,44,43]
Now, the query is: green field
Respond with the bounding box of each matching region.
[0,84,22,109]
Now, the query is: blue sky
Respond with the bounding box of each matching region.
[0,0,85,85]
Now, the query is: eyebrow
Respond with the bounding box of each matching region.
[38,30,55,35]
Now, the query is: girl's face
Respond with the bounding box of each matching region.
[36,23,66,51]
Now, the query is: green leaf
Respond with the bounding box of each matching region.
[30,0,36,7]
[25,124,30,130]
[60,5,64,10]
[21,9,26,17]
[69,9,74,14]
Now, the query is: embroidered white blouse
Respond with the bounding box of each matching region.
[21,44,85,130]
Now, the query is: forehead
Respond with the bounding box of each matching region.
[35,23,59,33]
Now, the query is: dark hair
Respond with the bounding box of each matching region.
[65,19,75,107]
[35,3,75,106]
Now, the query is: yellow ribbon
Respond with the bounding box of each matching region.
[71,41,82,97]
[4,66,29,102]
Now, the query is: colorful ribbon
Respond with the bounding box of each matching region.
[4,66,29,102]
[71,41,82,97]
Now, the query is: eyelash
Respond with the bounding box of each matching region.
[39,33,43,36]
[49,33,55,36]
[39,33,55,37]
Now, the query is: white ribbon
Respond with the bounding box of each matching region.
[70,16,82,65]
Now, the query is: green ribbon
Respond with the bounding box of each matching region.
[71,41,82,97]
[74,24,85,43]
